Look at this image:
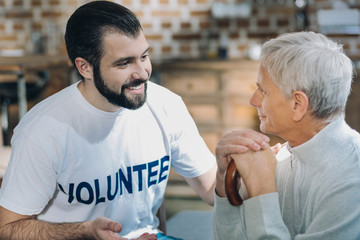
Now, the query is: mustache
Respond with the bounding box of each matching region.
[122,79,147,88]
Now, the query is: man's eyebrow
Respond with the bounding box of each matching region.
[142,47,150,55]
[111,56,134,66]
[256,82,265,91]
[111,47,150,66]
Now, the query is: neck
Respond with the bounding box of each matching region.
[77,80,122,112]
[286,117,330,147]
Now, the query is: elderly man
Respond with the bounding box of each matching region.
[0,1,223,240]
[213,31,360,239]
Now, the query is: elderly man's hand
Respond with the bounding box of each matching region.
[214,129,270,197]
[215,129,270,175]
[230,147,277,198]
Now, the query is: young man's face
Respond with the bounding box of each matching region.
[94,30,151,110]
[249,65,294,138]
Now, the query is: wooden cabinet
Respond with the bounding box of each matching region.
[154,60,260,154]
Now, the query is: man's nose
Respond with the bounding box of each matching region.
[132,62,149,80]
[249,89,261,107]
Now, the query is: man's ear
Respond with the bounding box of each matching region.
[74,57,93,80]
[292,91,309,122]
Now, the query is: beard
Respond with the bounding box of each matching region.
[93,66,148,110]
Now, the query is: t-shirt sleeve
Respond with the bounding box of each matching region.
[162,93,215,178]
[0,129,57,215]
[141,82,216,178]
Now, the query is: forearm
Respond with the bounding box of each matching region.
[243,193,290,239]
[185,165,217,206]
[0,219,94,240]
[212,194,246,240]
[215,169,226,198]
[195,187,215,206]
[186,177,215,206]
[213,192,290,240]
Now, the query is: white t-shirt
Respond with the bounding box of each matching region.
[0,81,215,238]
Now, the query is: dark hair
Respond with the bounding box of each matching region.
[65,1,142,76]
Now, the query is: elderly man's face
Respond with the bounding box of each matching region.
[250,66,294,138]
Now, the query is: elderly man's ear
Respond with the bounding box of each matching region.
[292,91,309,122]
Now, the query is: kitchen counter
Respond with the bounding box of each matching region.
[0,54,70,119]
[0,55,69,71]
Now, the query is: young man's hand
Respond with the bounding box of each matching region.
[90,217,157,240]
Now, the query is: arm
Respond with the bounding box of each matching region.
[213,130,290,240]
[0,206,156,240]
[184,129,271,206]
[184,165,217,205]
[0,206,119,240]
[213,148,290,240]
[213,159,360,240]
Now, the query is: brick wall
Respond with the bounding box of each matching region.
[1,0,360,60]
[1,0,360,134]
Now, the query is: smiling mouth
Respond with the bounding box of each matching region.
[124,79,147,88]
[128,84,142,90]
[123,81,146,95]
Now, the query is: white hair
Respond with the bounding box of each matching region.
[261,31,354,120]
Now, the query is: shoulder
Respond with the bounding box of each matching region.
[335,120,360,161]
[23,83,77,118]
[12,84,77,140]
[146,81,186,115]
[147,81,181,101]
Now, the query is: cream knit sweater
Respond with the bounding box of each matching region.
[213,118,360,239]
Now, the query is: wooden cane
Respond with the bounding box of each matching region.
[224,159,243,206]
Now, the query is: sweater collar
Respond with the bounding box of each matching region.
[286,117,346,167]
